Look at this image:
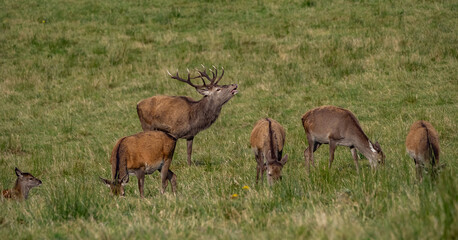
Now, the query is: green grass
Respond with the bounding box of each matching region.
[1,0,457,239]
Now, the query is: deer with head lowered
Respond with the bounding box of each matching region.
[100,131,177,197]
[301,105,385,172]
[2,167,42,200]
[405,120,440,181]
[137,66,238,166]
[250,118,288,185]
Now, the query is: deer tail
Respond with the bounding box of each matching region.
[111,137,127,182]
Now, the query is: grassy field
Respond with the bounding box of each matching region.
[1,0,457,239]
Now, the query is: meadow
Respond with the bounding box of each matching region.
[0,0,457,239]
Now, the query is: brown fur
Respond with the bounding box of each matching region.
[301,105,385,172]
[137,68,238,166]
[2,168,42,200]
[100,131,177,197]
[250,118,288,185]
[405,120,440,181]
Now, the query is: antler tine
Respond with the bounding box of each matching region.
[214,66,225,85]
[196,65,213,83]
[169,69,201,88]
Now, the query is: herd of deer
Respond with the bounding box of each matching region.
[2,67,441,200]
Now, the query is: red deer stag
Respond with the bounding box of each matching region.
[137,66,238,166]
[100,131,177,197]
[2,168,42,200]
[250,118,288,185]
[405,120,440,181]
[301,106,385,172]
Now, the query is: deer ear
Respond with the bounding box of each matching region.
[15,167,23,177]
[279,154,288,166]
[374,142,382,152]
[120,175,129,186]
[196,87,211,96]
[99,177,112,187]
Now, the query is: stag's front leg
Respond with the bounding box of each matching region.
[255,153,262,184]
[186,138,194,166]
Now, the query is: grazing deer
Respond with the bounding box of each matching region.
[250,118,288,185]
[100,131,177,197]
[2,168,42,200]
[405,120,440,181]
[137,66,238,166]
[301,105,385,172]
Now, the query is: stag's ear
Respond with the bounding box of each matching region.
[15,167,23,177]
[196,86,211,96]
[99,177,112,187]
[279,154,288,166]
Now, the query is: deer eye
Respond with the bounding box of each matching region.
[216,88,221,92]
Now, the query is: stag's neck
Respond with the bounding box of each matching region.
[189,96,223,132]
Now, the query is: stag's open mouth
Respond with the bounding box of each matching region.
[231,85,238,95]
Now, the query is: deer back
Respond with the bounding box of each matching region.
[112,131,177,172]
[406,120,440,165]
[302,105,367,142]
[250,118,286,162]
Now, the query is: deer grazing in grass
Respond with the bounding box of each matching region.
[137,66,238,166]
[405,120,440,181]
[301,106,385,172]
[100,131,177,197]
[250,118,288,185]
[2,168,42,200]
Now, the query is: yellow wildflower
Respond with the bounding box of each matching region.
[242,185,250,190]
[231,193,238,199]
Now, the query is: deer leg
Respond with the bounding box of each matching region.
[160,160,172,194]
[329,140,337,169]
[305,134,315,172]
[186,138,194,166]
[350,147,359,173]
[255,153,262,184]
[136,170,146,198]
[167,169,177,194]
[415,159,423,182]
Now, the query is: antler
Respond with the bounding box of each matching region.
[196,65,225,86]
[167,69,203,88]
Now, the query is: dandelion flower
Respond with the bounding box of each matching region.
[231,193,238,199]
[242,185,250,190]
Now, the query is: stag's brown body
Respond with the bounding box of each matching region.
[100,131,177,197]
[250,118,288,185]
[405,120,440,181]
[137,67,238,166]
[2,168,42,200]
[301,105,385,172]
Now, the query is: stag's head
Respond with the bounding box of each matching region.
[265,153,288,186]
[100,175,128,196]
[168,66,238,106]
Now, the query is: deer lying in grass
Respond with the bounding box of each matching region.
[250,118,288,185]
[100,131,177,197]
[2,168,42,200]
[137,66,238,166]
[405,120,440,181]
[301,105,385,172]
